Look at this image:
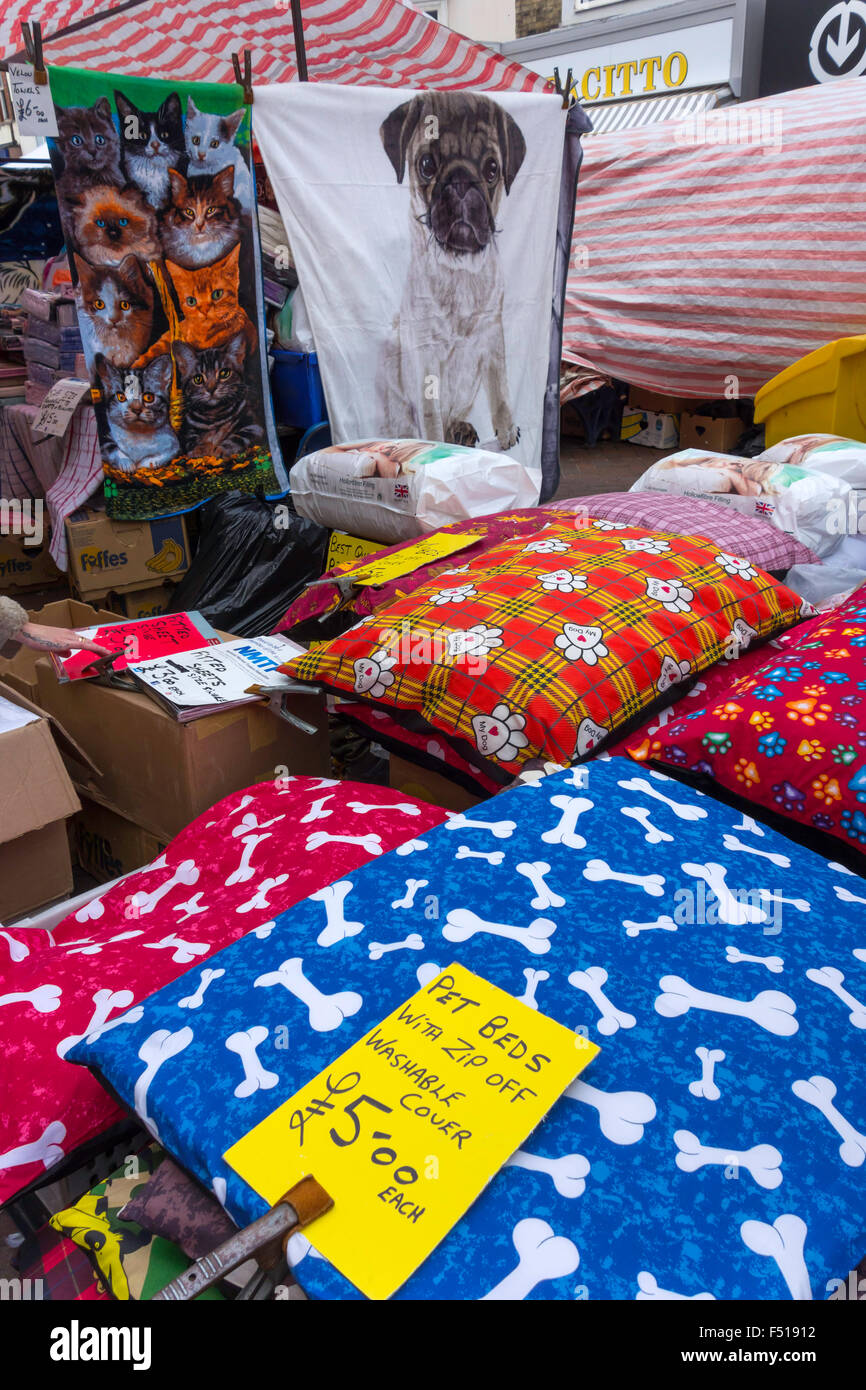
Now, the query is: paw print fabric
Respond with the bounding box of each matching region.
[284,523,807,780]
[627,583,866,857]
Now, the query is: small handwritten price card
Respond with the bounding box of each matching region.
[225,963,599,1299]
[33,379,90,437]
[7,64,59,137]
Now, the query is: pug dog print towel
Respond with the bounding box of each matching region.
[47,66,287,520]
[253,84,568,489]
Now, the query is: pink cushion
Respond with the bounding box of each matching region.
[548,493,818,572]
[0,777,447,1206]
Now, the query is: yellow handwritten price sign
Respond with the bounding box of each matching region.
[225,963,599,1300]
[349,532,480,587]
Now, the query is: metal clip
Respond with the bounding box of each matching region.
[231,49,253,105]
[21,20,47,86]
[553,66,575,110]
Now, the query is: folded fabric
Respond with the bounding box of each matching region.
[546,492,819,574]
[49,1143,223,1300]
[120,1156,236,1260]
[69,757,866,1301]
[284,521,811,778]
[624,583,866,856]
[0,777,447,1207]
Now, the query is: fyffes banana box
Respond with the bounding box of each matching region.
[66,507,189,598]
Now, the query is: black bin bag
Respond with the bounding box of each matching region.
[167,492,329,636]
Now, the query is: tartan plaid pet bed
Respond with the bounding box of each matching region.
[286,522,811,780]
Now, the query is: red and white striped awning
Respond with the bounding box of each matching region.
[0,0,544,91]
[565,77,866,399]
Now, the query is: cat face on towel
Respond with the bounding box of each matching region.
[175,332,262,456]
[159,166,243,268]
[115,90,184,209]
[69,183,161,266]
[55,98,123,190]
[185,99,244,171]
[74,252,154,365]
[95,353,179,471]
[168,243,255,348]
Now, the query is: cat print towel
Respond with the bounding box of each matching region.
[46,67,287,520]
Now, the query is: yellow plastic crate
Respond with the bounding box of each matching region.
[754,335,866,447]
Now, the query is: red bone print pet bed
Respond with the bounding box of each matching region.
[0,777,448,1207]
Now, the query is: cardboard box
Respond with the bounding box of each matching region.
[624,410,680,450]
[71,796,167,884]
[0,598,117,702]
[104,582,178,620]
[679,413,744,453]
[389,753,482,813]
[0,681,80,921]
[66,507,190,598]
[0,530,61,591]
[35,658,331,841]
[628,386,694,416]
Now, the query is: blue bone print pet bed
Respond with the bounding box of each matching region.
[69,757,866,1301]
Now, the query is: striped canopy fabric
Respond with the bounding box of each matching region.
[0,0,544,91]
[565,77,866,399]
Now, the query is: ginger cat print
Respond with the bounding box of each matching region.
[135,243,256,366]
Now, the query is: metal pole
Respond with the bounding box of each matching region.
[290,0,309,82]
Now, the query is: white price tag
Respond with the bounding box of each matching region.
[7,63,59,137]
[33,378,91,438]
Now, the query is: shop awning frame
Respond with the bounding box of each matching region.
[584,84,734,136]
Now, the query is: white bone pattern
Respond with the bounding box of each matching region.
[133,1028,194,1138]
[347,800,421,816]
[236,876,290,914]
[624,916,678,937]
[481,1218,580,1300]
[689,1047,725,1101]
[368,934,424,961]
[442,909,556,956]
[395,839,428,856]
[62,930,143,956]
[568,966,636,1036]
[178,967,225,1010]
[722,834,791,869]
[541,795,594,850]
[516,862,565,910]
[835,885,866,907]
[733,814,765,838]
[758,888,810,914]
[583,860,665,897]
[310,881,365,948]
[225,833,271,886]
[455,846,504,865]
[791,1076,866,1166]
[300,795,334,823]
[681,862,767,925]
[0,930,28,963]
[674,1130,783,1189]
[445,813,516,840]
[505,1148,590,1198]
[173,894,208,924]
[254,957,362,1033]
[618,776,707,820]
[305,831,383,856]
[805,966,866,1029]
[416,962,442,988]
[565,1080,656,1144]
[620,806,673,845]
[518,967,549,1010]
[636,1272,716,1301]
[391,878,428,910]
[740,1215,812,1300]
[143,933,209,965]
[0,1119,66,1172]
[56,988,144,1059]
[726,946,785,974]
[656,975,798,1036]
[0,984,61,1013]
[129,859,199,914]
[225,1026,280,1098]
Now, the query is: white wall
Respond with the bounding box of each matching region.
[447,0,518,42]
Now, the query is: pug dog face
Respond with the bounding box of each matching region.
[380,92,526,259]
